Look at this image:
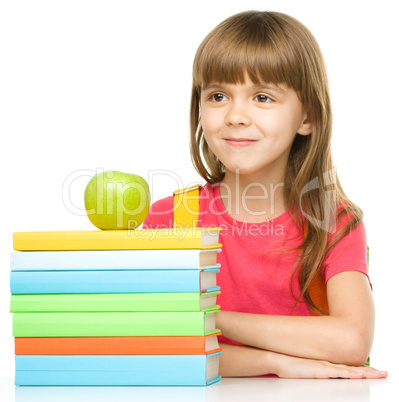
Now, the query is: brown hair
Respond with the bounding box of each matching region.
[189,10,364,314]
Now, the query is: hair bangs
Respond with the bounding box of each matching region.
[193,12,302,92]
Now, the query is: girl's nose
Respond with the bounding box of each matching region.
[225,102,252,127]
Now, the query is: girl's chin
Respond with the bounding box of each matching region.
[223,166,262,177]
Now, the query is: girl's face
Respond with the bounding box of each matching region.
[200,72,312,181]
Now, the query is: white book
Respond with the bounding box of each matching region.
[10,249,221,271]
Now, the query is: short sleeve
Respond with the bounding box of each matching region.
[323,218,370,286]
[142,195,174,229]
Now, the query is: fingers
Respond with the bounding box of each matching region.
[274,353,388,379]
[355,366,388,379]
[324,362,388,379]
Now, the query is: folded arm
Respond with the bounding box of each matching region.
[216,271,375,366]
[219,342,386,379]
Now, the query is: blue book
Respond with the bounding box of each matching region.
[15,353,222,386]
[10,268,220,294]
[10,249,221,270]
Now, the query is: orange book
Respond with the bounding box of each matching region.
[15,333,222,355]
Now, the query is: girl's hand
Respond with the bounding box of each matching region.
[272,352,388,379]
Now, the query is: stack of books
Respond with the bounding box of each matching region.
[10,228,223,386]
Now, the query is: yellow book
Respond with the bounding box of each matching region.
[13,228,222,251]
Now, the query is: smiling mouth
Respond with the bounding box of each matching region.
[224,138,258,147]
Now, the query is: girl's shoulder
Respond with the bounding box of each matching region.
[332,198,364,233]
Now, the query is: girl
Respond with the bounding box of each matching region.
[144,10,387,379]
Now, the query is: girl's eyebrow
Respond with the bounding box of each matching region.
[202,82,286,94]
[252,83,286,94]
[201,83,223,91]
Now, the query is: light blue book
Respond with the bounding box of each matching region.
[15,353,222,386]
[10,249,221,270]
[10,268,220,294]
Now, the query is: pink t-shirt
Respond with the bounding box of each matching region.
[143,183,369,345]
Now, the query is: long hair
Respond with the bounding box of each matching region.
[189,10,364,314]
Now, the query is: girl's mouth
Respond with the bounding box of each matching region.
[224,138,258,147]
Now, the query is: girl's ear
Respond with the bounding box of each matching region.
[297,113,313,136]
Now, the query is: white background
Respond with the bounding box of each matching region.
[1,0,398,398]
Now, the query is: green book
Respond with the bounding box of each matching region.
[10,292,221,313]
[12,311,220,337]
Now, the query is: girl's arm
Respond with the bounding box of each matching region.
[216,271,374,366]
[219,343,387,379]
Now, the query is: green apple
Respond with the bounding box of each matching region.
[84,170,151,230]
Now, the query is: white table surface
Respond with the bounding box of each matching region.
[1,372,397,402]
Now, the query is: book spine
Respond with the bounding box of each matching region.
[14,334,223,355]
[12,312,219,337]
[10,270,220,294]
[13,229,222,251]
[15,354,222,386]
[10,292,221,313]
[10,249,221,270]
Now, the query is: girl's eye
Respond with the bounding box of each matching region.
[255,94,272,103]
[210,93,228,102]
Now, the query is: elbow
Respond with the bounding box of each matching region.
[344,346,370,367]
[336,328,373,366]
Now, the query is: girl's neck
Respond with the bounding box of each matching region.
[219,170,287,223]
